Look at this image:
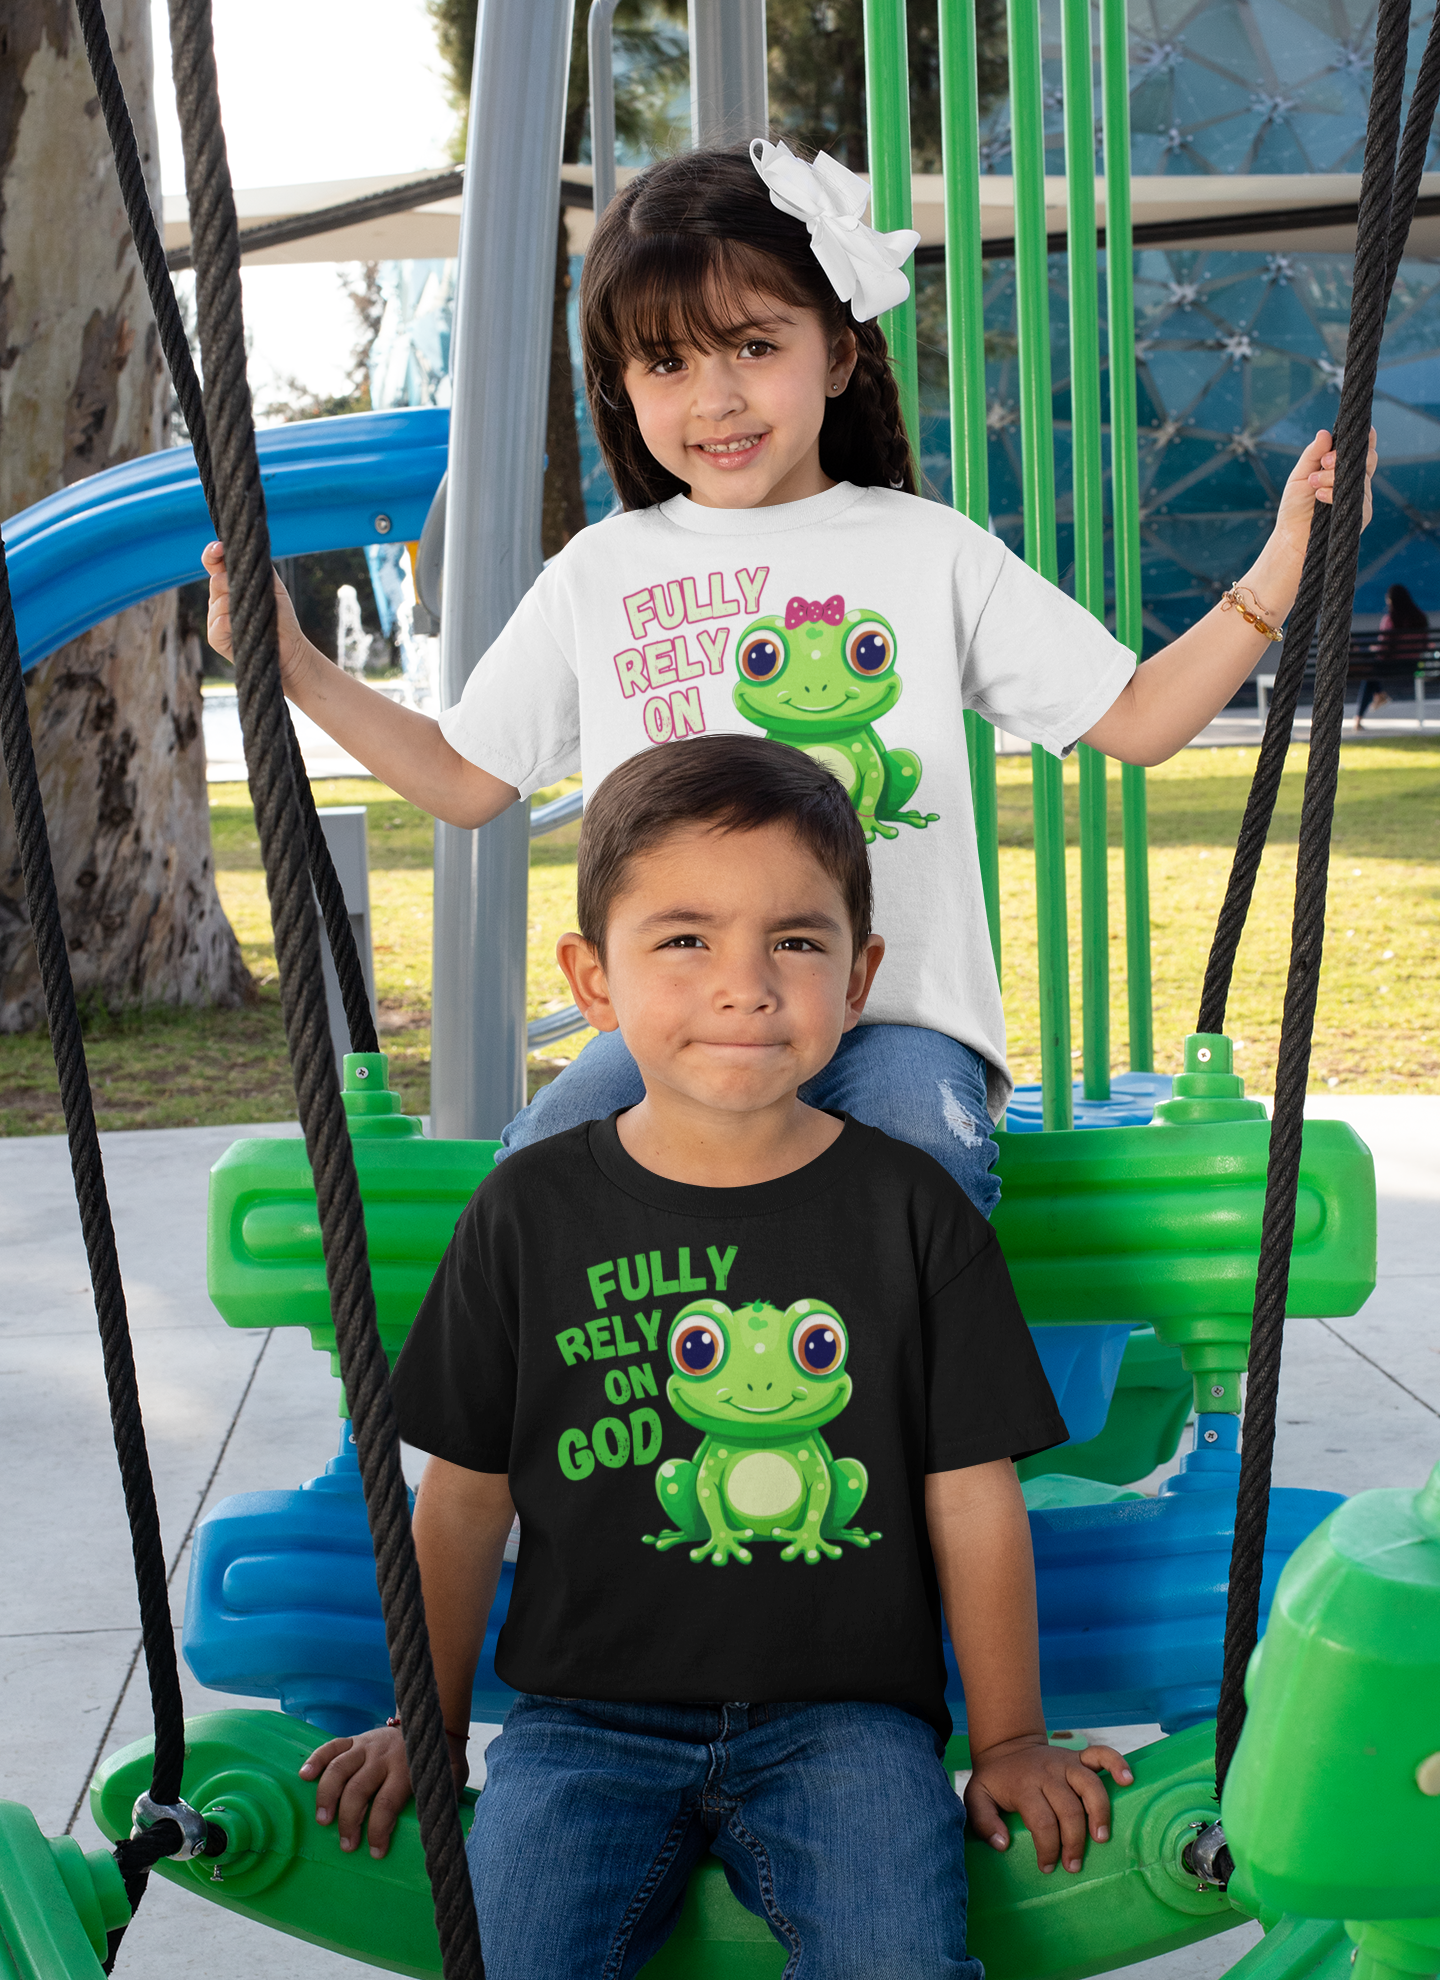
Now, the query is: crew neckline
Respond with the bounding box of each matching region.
[587,1109,867,1215]
[657,480,868,536]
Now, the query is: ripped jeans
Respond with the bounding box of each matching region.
[498,1023,1001,1218]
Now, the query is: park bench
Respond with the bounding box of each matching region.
[1255,626,1440,725]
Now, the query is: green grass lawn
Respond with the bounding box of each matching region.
[1,740,1434,1135]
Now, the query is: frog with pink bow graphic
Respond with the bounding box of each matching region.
[732,595,940,843]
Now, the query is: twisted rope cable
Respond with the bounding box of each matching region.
[1213,0,1423,1795]
[165,1,481,1968]
[75,0,378,1057]
[1198,11,1440,1035]
[0,541,186,1945]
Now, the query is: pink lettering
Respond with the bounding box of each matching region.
[643,697,674,744]
[697,627,730,674]
[613,649,646,699]
[673,634,703,682]
[652,580,686,632]
[624,589,657,641]
[644,637,677,688]
[736,566,769,616]
[670,686,705,738]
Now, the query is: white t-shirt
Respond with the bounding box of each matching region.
[440,481,1134,1117]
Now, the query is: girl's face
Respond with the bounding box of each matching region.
[623,290,856,510]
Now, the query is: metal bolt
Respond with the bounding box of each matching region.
[374,513,392,535]
[1204,1428,1219,1444]
[1211,1384,1225,1398]
[355,1065,370,1079]
[1197,1046,1212,1063]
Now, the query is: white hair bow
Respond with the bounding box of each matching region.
[750,139,920,324]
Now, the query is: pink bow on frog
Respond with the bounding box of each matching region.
[785,595,845,630]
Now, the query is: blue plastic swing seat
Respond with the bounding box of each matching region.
[1003,1072,1176,1133]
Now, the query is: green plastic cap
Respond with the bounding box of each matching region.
[1154,1034,1268,1124]
[341,1053,422,1139]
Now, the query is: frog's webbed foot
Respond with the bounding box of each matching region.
[892,809,940,831]
[832,1526,883,1549]
[690,1529,754,1566]
[775,1526,843,1563]
[870,819,900,840]
[643,1529,697,1552]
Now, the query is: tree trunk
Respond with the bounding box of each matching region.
[542,208,590,556]
[0,0,251,1032]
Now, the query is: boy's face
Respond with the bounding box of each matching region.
[557,822,883,1120]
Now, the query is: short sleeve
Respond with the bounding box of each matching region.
[390,1198,517,1473]
[959,537,1135,758]
[922,1230,1068,1472]
[437,560,581,800]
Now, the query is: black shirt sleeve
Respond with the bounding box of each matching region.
[390,1191,516,1473]
[921,1226,1068,1472]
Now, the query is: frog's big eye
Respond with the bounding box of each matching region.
[791,1315,847,1376]
[738,629,788,681]
[671,1322,725,1377]
[843,620,893,677]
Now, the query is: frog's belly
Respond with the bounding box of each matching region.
[801,742,860,796]
[723,1450,805,1524]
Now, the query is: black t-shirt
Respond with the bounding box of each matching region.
[391,1112,1064,1741]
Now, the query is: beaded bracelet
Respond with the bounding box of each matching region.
[386,1715,470,1742]
[1220,583,1285,643]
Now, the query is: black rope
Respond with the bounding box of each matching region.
[1213,0,1428,1795]
[0,554,184,1955]
[74,0,379,1059]
[1198,9,1440,1036]
[165,1,482,1970]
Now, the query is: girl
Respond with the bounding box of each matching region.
[1357,580,1427,729]
[204,140,1375,1216]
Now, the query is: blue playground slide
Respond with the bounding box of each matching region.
[2,406,448,674]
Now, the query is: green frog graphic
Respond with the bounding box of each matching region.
[732,596,939,843]
[642,1297,881,1567]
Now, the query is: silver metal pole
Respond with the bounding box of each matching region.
[431,0,576,1141]
[589,0,620,216]
[688,0,768,149]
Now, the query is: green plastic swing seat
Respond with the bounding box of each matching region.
[0,1801,131,1979]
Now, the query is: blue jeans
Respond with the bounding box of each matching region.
[502,1025,1001,1218]
[468,1694,979,1980]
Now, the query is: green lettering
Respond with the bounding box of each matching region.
[630,1360,658,1401]
[617,1255,650,1301]
[706,1244,739,1291]
[630,1407,662,1465]
[585,1318,616,1360]
[612,1313,640,1356]
[555,1328,590,1366]
[650,1250,681,1296]
[586,1261,617,1310]
[677,1247,706,1292]
[592,1416,630,1468]
[634,1309,662,1352]
[558,1428,594,1481]
[603,1368,632,1406]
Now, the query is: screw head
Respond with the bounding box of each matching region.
[355,1065,370,1079]
[1211,1384,1226,1398]
[374,513,392,535]
[1204,1428,1219,1444]
[1197,1046,1213,1063]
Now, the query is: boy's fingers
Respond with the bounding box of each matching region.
[299,1735,353,1779]
[366,1779,412,1858]
[313,1744,368,1823]
[1044,1780,1089,1873]
[1016,1789,1062,1873]
[335,1758,389,1849]
[964,1778,1010,1851]
[1081,1743,1132,1788]
[1065,1760,1115,1842]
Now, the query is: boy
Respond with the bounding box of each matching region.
[301,735,1131,1979]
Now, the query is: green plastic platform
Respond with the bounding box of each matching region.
[90,1711,1254,1979]
[0,1800,130,1977]
[1018,1328,1192,1488]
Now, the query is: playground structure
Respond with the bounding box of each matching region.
[0,2,1436,1979]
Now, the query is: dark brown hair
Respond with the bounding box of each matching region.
[577,735,873,957]
[579,145,916,509]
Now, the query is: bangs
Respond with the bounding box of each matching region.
[589,232,833,370]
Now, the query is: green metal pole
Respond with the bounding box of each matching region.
[1009,0,1072,1132]
[1063,0,1110,1104]
[864,0,921,466]
[940,0,1000,976]
[1100,0,1154,1072]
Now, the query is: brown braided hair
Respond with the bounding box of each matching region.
[580,145,917,509]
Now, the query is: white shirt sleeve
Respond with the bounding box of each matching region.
[957,530,1136,756]
[437,561,582,800]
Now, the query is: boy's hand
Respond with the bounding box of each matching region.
[300,1724,443,1860]
[965,1733,1133,1875]
[201,540,313,691]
